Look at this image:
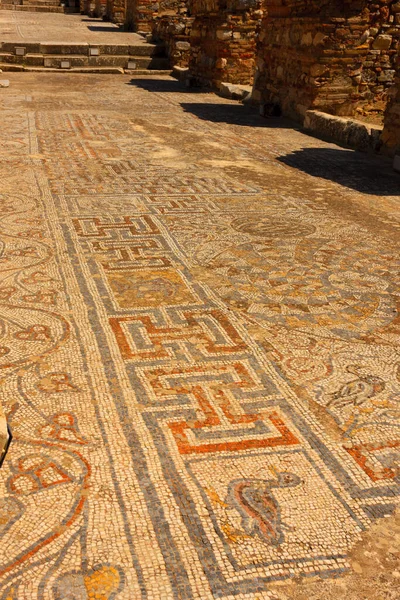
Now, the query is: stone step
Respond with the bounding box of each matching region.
[0,52,170,69]
[22,0,62,5]
[0,4,65,10]
[0,63,172,75]
[41,54,169,69]
[0,41,166,58]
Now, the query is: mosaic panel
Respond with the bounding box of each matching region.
[0,74,399,600]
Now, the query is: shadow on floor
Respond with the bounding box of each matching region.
[181,102,296,128]
[87,25,122,32]
[128,79,399,195]
[278,147,400,195]
[128,78,205,93]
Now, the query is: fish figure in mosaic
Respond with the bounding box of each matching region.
[326,366,385,409]
[226,472,301,545]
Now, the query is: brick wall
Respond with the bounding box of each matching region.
[188,0,263,86]
[253,0,400,121]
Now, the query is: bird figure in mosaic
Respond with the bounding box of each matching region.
[226,471,301,545]
[326,366,385,410]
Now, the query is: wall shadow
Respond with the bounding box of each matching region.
[87,25,122,32]
[180,102,296,128]
[128,79,206,93]
[278,148,400,196]
[128,82,297,128]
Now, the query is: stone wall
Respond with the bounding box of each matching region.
[381,56,400,155]
[106,0,126,24]
[151,0,193,66]
[80,0,94,14]
[80,0,112,19]
[188,0,263,86]
[152,16,193,67]
[253,0,400,121]
[125,0,159,31]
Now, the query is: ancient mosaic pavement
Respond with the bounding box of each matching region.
[0,73,399,600]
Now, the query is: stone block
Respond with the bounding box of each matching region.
[372,34,393,50]
[175,41,190,50]
[215,57,227,68]
[226,0,258,10]
[218,80,252,99]
[40,43,89,55]
[304,110,383,152]
[0,406,11,469]
[0,80,10,88]
[172,65,189,80]
[216,30,232,40]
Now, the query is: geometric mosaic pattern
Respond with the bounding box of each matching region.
[0,73,399,599]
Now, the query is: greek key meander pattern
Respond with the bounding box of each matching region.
[0,76,399,599]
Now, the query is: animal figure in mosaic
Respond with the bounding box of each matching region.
[326,365,385,409]
[226,471,301,545]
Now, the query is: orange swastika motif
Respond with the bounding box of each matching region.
[110,309,248,361]
[143,361,299,453]
[73,215,159,237]
[90,238,171,270]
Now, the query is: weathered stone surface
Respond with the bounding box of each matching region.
[253,0,400,122]
[381,73,400,156]
[0,70,399,598]
[372,34,393,50]
[1,0,68,12]
[105,0,126,25]
[188,0,262,86]
[304,109,382,152]
[125,0,159,31]
[0,79,9,87]
[151,0,193,68]
[171,63,189,79]
[218,80,252,99]
[175,40,190,50]
[0,405,9,468]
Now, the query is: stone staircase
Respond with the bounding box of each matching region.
[0,0,68,13]
[0,40,171,73]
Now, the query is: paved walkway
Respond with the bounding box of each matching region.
[0,72,399,600]
[0,10,144,43]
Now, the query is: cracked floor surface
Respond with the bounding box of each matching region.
[0,72,399,600]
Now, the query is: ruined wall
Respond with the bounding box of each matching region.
[81,0,109,18]
[151,0,193,66]
[188,0,263,86]
[106,0,126,24]
[125,0,159,31]
[80,0,95,15]
[381,56,400,155]
[253,0,400,121]
[80,0,88,13]
[93,0,107,16]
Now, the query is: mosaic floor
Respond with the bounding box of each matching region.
[0,72,399,600]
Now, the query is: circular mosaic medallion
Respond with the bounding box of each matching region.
[230,216,316,238]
